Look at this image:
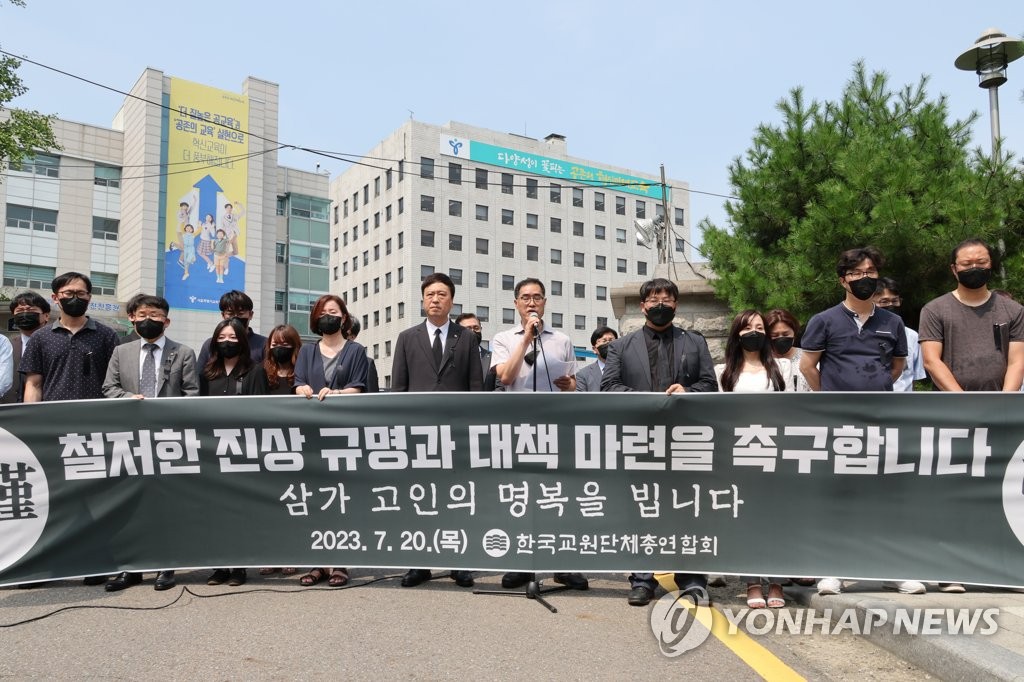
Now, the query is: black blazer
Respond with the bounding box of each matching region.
[601,326,718,393]
[392,321,482,392]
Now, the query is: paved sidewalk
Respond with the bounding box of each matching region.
[787,581,1024,681]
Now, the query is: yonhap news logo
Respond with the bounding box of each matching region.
[649,589,713,657]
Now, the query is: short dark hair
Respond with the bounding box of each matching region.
[639,278,678,301]
[131,294,170,315]
[51,272,92,294]
[514,278,546,298]
[348,317,362,338]
[309,294,352,337]
[836,246,884,278]
[590,326,618,346]
[875,277,901,296]
[9,291,50,314]
[950,238,994,266]
[454,313,479,326]
[219,290,254,313]
[421,272,455,297]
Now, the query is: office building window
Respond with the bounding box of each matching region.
[526,178,538,198]
[386,168,393,189]
[362,282,368,297]
[399,301,405,318]
[449,234,463,251]
[636,200,646,219]
[333,206,339,224]
[550,217,561,233]
[275,290,285,312]
[343,262,348,276]
[475,168,488,189]
[572,187,583,207]
[421,156,434,178]
[343,199,349,217]
[2,262,55,289]
[616,258,627,273]
[575,315,586,330]
[501,242,514,258]
[501,173,513,194]
[676,238,686,253]
[574,283,585,298]
[333,236,338,252]
[363,219,369,235]
[12,152,60,177]
[386,306,392,322]
[451,303,462,316]
[502,308,515,324]
[398,197,405,214]
[420,195,434,212]
[476,306,489,322]
[551,312,563,328]
[597,316,608,328]
[572,221,584,237]
[655,204,664,219]
[638,261,648,276]
[550,183,561,203]
[449,162,462,184]
[374,244,380,260]
[385,340,391,356]
[398,232,404,248]
[93,163,120,187]
[675,207,685,226]
[475,204,488,221]
[385,238,392,254]
[595,255,606,270]
[573,252,584,267]
[385,272,392,288]
[476,271,489,288]
[343,232,349,247]
[449,268,463,285]
[353,191,359,211]
[501,209,514,225]
[373,212,380,228]
[92,216,119,240]
[398,266,404,283]
[476,238,488,254]
[363,250,369,266]
[91,272,117,297]
[398,160,404,181]
[7,205,57,233]
[449,199,462,217]
[551,280,563,296]
[526,245,538,261]
[351,288,358,302]
[374,311,380,327]
[594,192,605,211]
[502,274,514,290]
[420,265,435,280]
[363,185,369,204]
[595,224,606,240]
[616,228,627,243]
[385,204,392,221]
[550,249,562,264]
[275,242,286,263]
[374,176,380,196]
[526,213,538,229]
[596,286,607,301]
[615,196,625,215]
[374,277,380,293]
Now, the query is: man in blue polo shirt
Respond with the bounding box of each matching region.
[799,246,911,597]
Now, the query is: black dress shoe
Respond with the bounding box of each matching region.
[449,570,474,588]
[227,568,247,586]
[501,571,535,589]
[105,572,142,592]
[627,585,654,606]
[207,569,230,586]
[553,572,589,590]
[83,575,108,586]
[154,570,176,591]
[400,569,432,587]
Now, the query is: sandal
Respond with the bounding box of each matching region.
[258,567,279,576]
[282,567,298,575]
[328,569,349,587]
[766,584,786,609]
[746,583,766,609]
[300,568,327,586]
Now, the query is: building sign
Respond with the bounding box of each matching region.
[2,392,1024,586]
[439,133,667,200]
[163,78,250,312]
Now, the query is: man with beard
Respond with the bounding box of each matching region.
[601,277,717,606]
[799,246,907,392]
[1,291,50,403]
[575,325,617,392]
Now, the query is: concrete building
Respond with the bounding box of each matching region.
[1,69,330,355]
[330,120,691,389]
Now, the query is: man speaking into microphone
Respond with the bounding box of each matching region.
[490,277,587,591]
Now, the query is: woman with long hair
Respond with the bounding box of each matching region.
[200,318,253,587]
[293,295,368,586]
[715,310,793,609]
[763,308,808,392]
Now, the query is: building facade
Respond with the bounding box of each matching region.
[329,120,691,389]
[1,69,330,354]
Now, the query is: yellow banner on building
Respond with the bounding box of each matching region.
[163,78,249,312]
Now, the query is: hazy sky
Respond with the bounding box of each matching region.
[3,1,1024,256]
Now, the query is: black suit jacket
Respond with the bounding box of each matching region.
[392,321,483,392]
[601,326,717,393]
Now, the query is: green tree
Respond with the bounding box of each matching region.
[1,0,61,179]
[701,61,1024,327]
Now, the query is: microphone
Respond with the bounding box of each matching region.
[528,311,543,336]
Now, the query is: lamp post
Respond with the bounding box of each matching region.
[955,27,1024,157]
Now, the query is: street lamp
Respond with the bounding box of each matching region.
[955,27,1024,157]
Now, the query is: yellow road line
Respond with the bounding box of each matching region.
[656,574,805,681]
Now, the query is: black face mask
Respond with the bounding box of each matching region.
[645,303,675,327]
[770,336,795,355]
[317,314,343,335]
[956,267,992,290]
[739,331,766,352]
[848,277,878,301]
[60,296,89,317]
[134,319,165,340]
[472,330,483,345]
[880,306,902,317]
[12,312,41,331]
[217,341,241,359]
[270,346,293,364]
[596,343,610,360]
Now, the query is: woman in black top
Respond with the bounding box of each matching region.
[200,318,252,587]
[242,324,302,396]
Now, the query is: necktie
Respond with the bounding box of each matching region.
[655,331,673,392]
[432,328,443,369]
[141,343,158,398]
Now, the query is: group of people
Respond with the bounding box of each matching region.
[2,236,1020,606]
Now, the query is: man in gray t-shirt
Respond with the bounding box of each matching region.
[919,238,1024,392]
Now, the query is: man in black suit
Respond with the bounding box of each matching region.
[1,292,50,404]
[455,312,498,391]
[575,325,618,392]
[392,273,480,588]
[601,277,717,607]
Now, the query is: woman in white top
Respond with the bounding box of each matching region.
[764,308,808,392]
[714,310,792,608]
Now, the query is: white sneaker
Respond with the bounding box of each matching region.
[938,582,966,593]
[884,580,926,594]
[817,578,842,595]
